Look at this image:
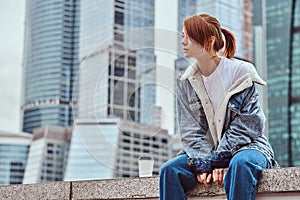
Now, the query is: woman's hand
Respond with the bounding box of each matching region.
[196,172,212,187]
[212,168,226,187]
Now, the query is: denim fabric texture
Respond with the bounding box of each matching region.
[160,154,197,200]
[224,150,270,200]
[159,150,270,200]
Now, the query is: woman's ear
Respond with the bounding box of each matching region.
[209,36,216,50]
[204,36,216,52]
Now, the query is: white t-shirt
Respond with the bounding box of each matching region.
[201,58,250,111]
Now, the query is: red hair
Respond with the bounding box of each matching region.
[184,14,236,58]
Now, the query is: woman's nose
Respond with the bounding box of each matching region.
[181,38,186,46]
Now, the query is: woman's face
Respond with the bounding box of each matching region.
[181,27,205,58]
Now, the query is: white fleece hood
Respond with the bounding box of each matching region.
[180,60,266,86]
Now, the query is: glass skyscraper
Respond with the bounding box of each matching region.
[0,131,31,185]
[266,0,300,167]
[77,0,156,126]
[252,0,268,131]
[65,0,167,181]
[21,0,80,133]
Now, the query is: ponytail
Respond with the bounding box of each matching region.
[221,28,236,58]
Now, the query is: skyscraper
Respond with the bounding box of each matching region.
[23,126,72,183]
[64,0,168,180]
[266,0,300,167]
[0,131,31,185]
[77,0,156,125]
[21,0,80,133]
[252,0,268,131]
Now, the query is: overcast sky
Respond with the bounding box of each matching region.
[0,0,177,134]
[0,1,25,133]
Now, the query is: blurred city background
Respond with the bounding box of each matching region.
[0,0,299,185]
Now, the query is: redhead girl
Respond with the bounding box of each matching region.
[159,14,278,200]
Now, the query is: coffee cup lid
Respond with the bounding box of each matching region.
[138,156,153,160]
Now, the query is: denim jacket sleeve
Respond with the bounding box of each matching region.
[176,76,214,159]
[216,84,265,160]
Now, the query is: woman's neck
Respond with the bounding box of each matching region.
[196,56,221,76]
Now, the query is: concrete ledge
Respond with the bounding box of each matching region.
[0,167,300,199]
[258,167,300,193]
[187,167,300,199]
[72,177,159,199]
[0,181,70,200]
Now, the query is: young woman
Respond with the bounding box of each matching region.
[159,14,278,200]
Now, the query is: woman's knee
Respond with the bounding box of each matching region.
[160,154,188,175]
[160,154,197,193]
[160,160,172,175]
[229,152,250,169]
[229,150,268,170]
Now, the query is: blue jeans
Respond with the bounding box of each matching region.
[159,149,270,200]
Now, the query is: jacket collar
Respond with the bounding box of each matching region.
[180,59,267,86]
[180,62,198,81]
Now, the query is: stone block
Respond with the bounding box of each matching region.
[72,177,158,199]
[0,181,70,200]
[258,167,300,193]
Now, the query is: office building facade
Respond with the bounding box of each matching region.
[252,0,268,132]
[0,131,32,185]
[77,0,156,126]
[266,0,300,167]
[64,0,171,181]
[23,126,72,183]
[21,0,80,133]
[64,118,171,180]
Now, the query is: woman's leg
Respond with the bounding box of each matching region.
[224,149,270,200]
[159,154,197,200]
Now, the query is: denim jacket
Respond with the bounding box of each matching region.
[177,60,278,173]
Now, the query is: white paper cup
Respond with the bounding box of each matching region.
[138,156,154,177]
